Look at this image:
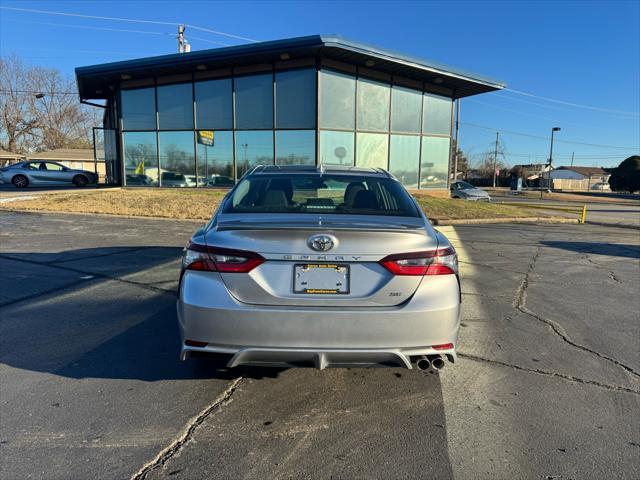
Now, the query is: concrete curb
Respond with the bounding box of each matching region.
[0,186,122,198]
[432,216,580,226]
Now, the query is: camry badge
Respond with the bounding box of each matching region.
[308,234,336,252]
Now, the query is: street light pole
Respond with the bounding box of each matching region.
[492,131,499,188]
[546,127,561,193]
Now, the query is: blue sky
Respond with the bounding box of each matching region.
[1,0,638,167]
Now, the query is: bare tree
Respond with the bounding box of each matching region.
[0,55,101,154]
[0,55,36,153]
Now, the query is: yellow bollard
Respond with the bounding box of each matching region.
[580,205,587,224]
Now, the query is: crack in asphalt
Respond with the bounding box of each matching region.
[459,353,640,395]
[130,377,243,480]
[582,256,623,284]
[607,271,622,283]
[0,254,176,307]
[512,247,640,379]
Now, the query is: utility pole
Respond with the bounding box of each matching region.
[570,151,575,167]
[178,25,186,53]
[452,100,460,181]
[492,131,499,187]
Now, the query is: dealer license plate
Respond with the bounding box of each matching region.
[293,264,350,294]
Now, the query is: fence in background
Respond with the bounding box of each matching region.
[551,178,608,191]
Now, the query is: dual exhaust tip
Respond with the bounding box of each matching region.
[415,355,446,371]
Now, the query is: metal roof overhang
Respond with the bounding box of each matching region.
[75,35,505,101]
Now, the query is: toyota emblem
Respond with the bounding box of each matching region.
[308,234,336,252]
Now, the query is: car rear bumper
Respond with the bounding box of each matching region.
[464,196,491,202]
[177,270,460,369]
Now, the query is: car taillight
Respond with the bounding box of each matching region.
[182,242,264,273]
[379,247,458,276]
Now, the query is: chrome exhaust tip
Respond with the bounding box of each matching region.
[429,355,445,370]
[415,356,431,370]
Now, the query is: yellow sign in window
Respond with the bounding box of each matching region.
[197,130,215,146]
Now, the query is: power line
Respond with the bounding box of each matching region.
[465,98,629,132]
[0,89,77,96]
[187,35,233,47]
[503,88,640,117]
[2,19,233,47]
[0,6,258,42]
[1,46,162,56]
[177,24,256,42]
[461,121,639,150]
[490,91,638,120]
[3,18,173,37]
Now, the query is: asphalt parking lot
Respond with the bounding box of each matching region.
[494,197,640,229]
[1,211,639,479]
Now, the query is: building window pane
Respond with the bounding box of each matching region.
[420,136,450,189]
[195,79,232,129]
[423,93,452,135]
[123,131,158,186]
[391,86,422,133]
[157,83,193,130]
[235,130,274,178]
[235,74,273,129]
[158,131,195,187]
[356,132,388,169]
[197,131,234,187]
[276,69,316,129]
[319,130,354,165]
[276,130,315,165]
[121,88,156,130]
[389,135,420,189]
[357,78,390,132]
[319,70,355,130]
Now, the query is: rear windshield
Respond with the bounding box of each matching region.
[223,174,421,217]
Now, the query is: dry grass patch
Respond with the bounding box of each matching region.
[1,187,541,222]
[412,193,535,220]
[0,188,228,220]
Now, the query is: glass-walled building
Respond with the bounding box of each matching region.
[76,35,505,194]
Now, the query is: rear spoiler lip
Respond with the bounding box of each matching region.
[214,223,427,233]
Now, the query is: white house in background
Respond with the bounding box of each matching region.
[0,149,25,167]
[549,166,609,182]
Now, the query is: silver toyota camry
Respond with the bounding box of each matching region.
[0,161,98,188]
[178,165,460,371]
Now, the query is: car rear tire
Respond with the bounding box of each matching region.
[73,175,89,187]
[12,175,29,188]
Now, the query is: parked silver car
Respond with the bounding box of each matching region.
[450,181,491,201]
[0,161,97,188]
[178,166,460,371]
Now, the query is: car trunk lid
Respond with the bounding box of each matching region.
[205,214,438,307]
